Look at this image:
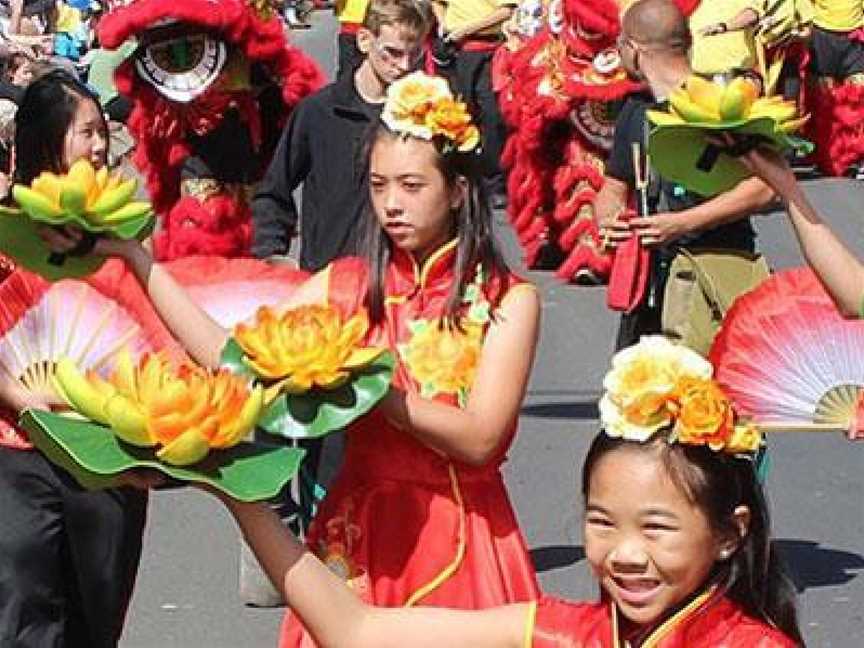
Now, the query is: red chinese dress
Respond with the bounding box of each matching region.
[529,588,797,647]
[279,241,540,647]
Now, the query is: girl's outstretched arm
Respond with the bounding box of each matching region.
[38,229,229,367]
[379,284,541,466]
[221,495,528,648]
[740,147,864,318]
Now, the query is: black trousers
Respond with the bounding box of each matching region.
[448,48,507,194]
[810,26,864,80]
[0,448,147,648]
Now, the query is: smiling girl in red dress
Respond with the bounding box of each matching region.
[212,336,804,647]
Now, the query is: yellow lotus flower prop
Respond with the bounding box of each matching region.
[400,319,484,402]
[53,350,264,466]
[10,159,153,231]
[233,304,386,399]
[382,72,480,153]
[649,75,808,134]
[600,336,762,455]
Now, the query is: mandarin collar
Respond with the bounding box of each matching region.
[613,585,717,647]
[388,238,459,300]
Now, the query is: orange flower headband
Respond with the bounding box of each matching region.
[599,336,762,455]
[381,72,480,153]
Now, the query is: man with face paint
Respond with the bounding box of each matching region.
[594,0,776,350]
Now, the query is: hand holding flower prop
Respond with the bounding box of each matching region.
[0,159,154,280]
[20,349,302,501]
[600,336,763,456]
[221,303,395,439]
[381,72,480,153]
[645,75,813,197]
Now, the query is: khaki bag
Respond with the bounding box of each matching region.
[662,248,771,356]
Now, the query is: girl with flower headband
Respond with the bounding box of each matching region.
[40,71,543,640]
[189,335,801,646]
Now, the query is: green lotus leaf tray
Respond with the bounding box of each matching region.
[0,208,154,281]
[647,116,813,198]
[20,409,305,502]
[221,338,396,439]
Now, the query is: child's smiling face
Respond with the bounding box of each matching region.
[583,446,735,629]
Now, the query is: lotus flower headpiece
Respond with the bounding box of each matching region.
[599,336,762,456]
[381,72,480,153]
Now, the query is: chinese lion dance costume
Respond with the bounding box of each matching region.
[494,0,698,283]
[98,0,324,261]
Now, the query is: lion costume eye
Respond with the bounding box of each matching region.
[135,32,228,103]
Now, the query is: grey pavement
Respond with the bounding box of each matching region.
[120,12,863,647]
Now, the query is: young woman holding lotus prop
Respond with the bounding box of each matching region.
[41,71,544,640]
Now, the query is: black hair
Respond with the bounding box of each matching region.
[13,69,107,185]
[581,433,804,646]
[358,123,511,326]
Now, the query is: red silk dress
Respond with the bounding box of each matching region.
[528,589,797,647]
[279,241,540,647]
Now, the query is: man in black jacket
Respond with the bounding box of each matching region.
[252,0,432,270]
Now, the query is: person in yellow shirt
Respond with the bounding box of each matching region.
[809,0,864,83]
[699,1,814,101]
[807,0,864,177]
[689,0,761,76]
[335,0,371,80]
[432,0,516,206]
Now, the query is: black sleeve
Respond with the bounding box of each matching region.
[250,99,313,259]
[605,98,646,186]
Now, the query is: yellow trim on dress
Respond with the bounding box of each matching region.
[384,294,408,306]
[639,587,715,648]
[403,463,467,607]
[384,238,459,305]
[418,238,459,289]
[522,601,538,648]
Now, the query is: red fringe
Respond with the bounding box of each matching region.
[808,82,864,176]
[99,0,324,218]
[153,194,252,261]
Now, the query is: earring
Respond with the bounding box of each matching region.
[719,549,732,560]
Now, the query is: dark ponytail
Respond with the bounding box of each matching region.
[582,433,804,645]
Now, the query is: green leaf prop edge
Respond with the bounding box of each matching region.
[20,409,305,502]
[0,212,105,280]
[260,351,396,439]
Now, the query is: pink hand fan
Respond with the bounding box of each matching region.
[164,256,312,328]
[0,262,179,403]
[709,267,864,431]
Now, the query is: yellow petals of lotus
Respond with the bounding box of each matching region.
[654,75,807,136]
[53,349,264,467]
[13,159,145,226]
[234,304,385,395]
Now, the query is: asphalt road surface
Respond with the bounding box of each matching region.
[121,12,863,647]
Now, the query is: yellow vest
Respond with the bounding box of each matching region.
[690,0,758,74]
[336,0,370,25]
[813,0,864,31]
[442,0,514,37]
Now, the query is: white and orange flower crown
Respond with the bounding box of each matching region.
[599,336,763,456]
[381,72,481,153]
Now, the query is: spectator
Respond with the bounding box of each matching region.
[334,0,370,80]
[432,0,514,207]
[595,0,775,350]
